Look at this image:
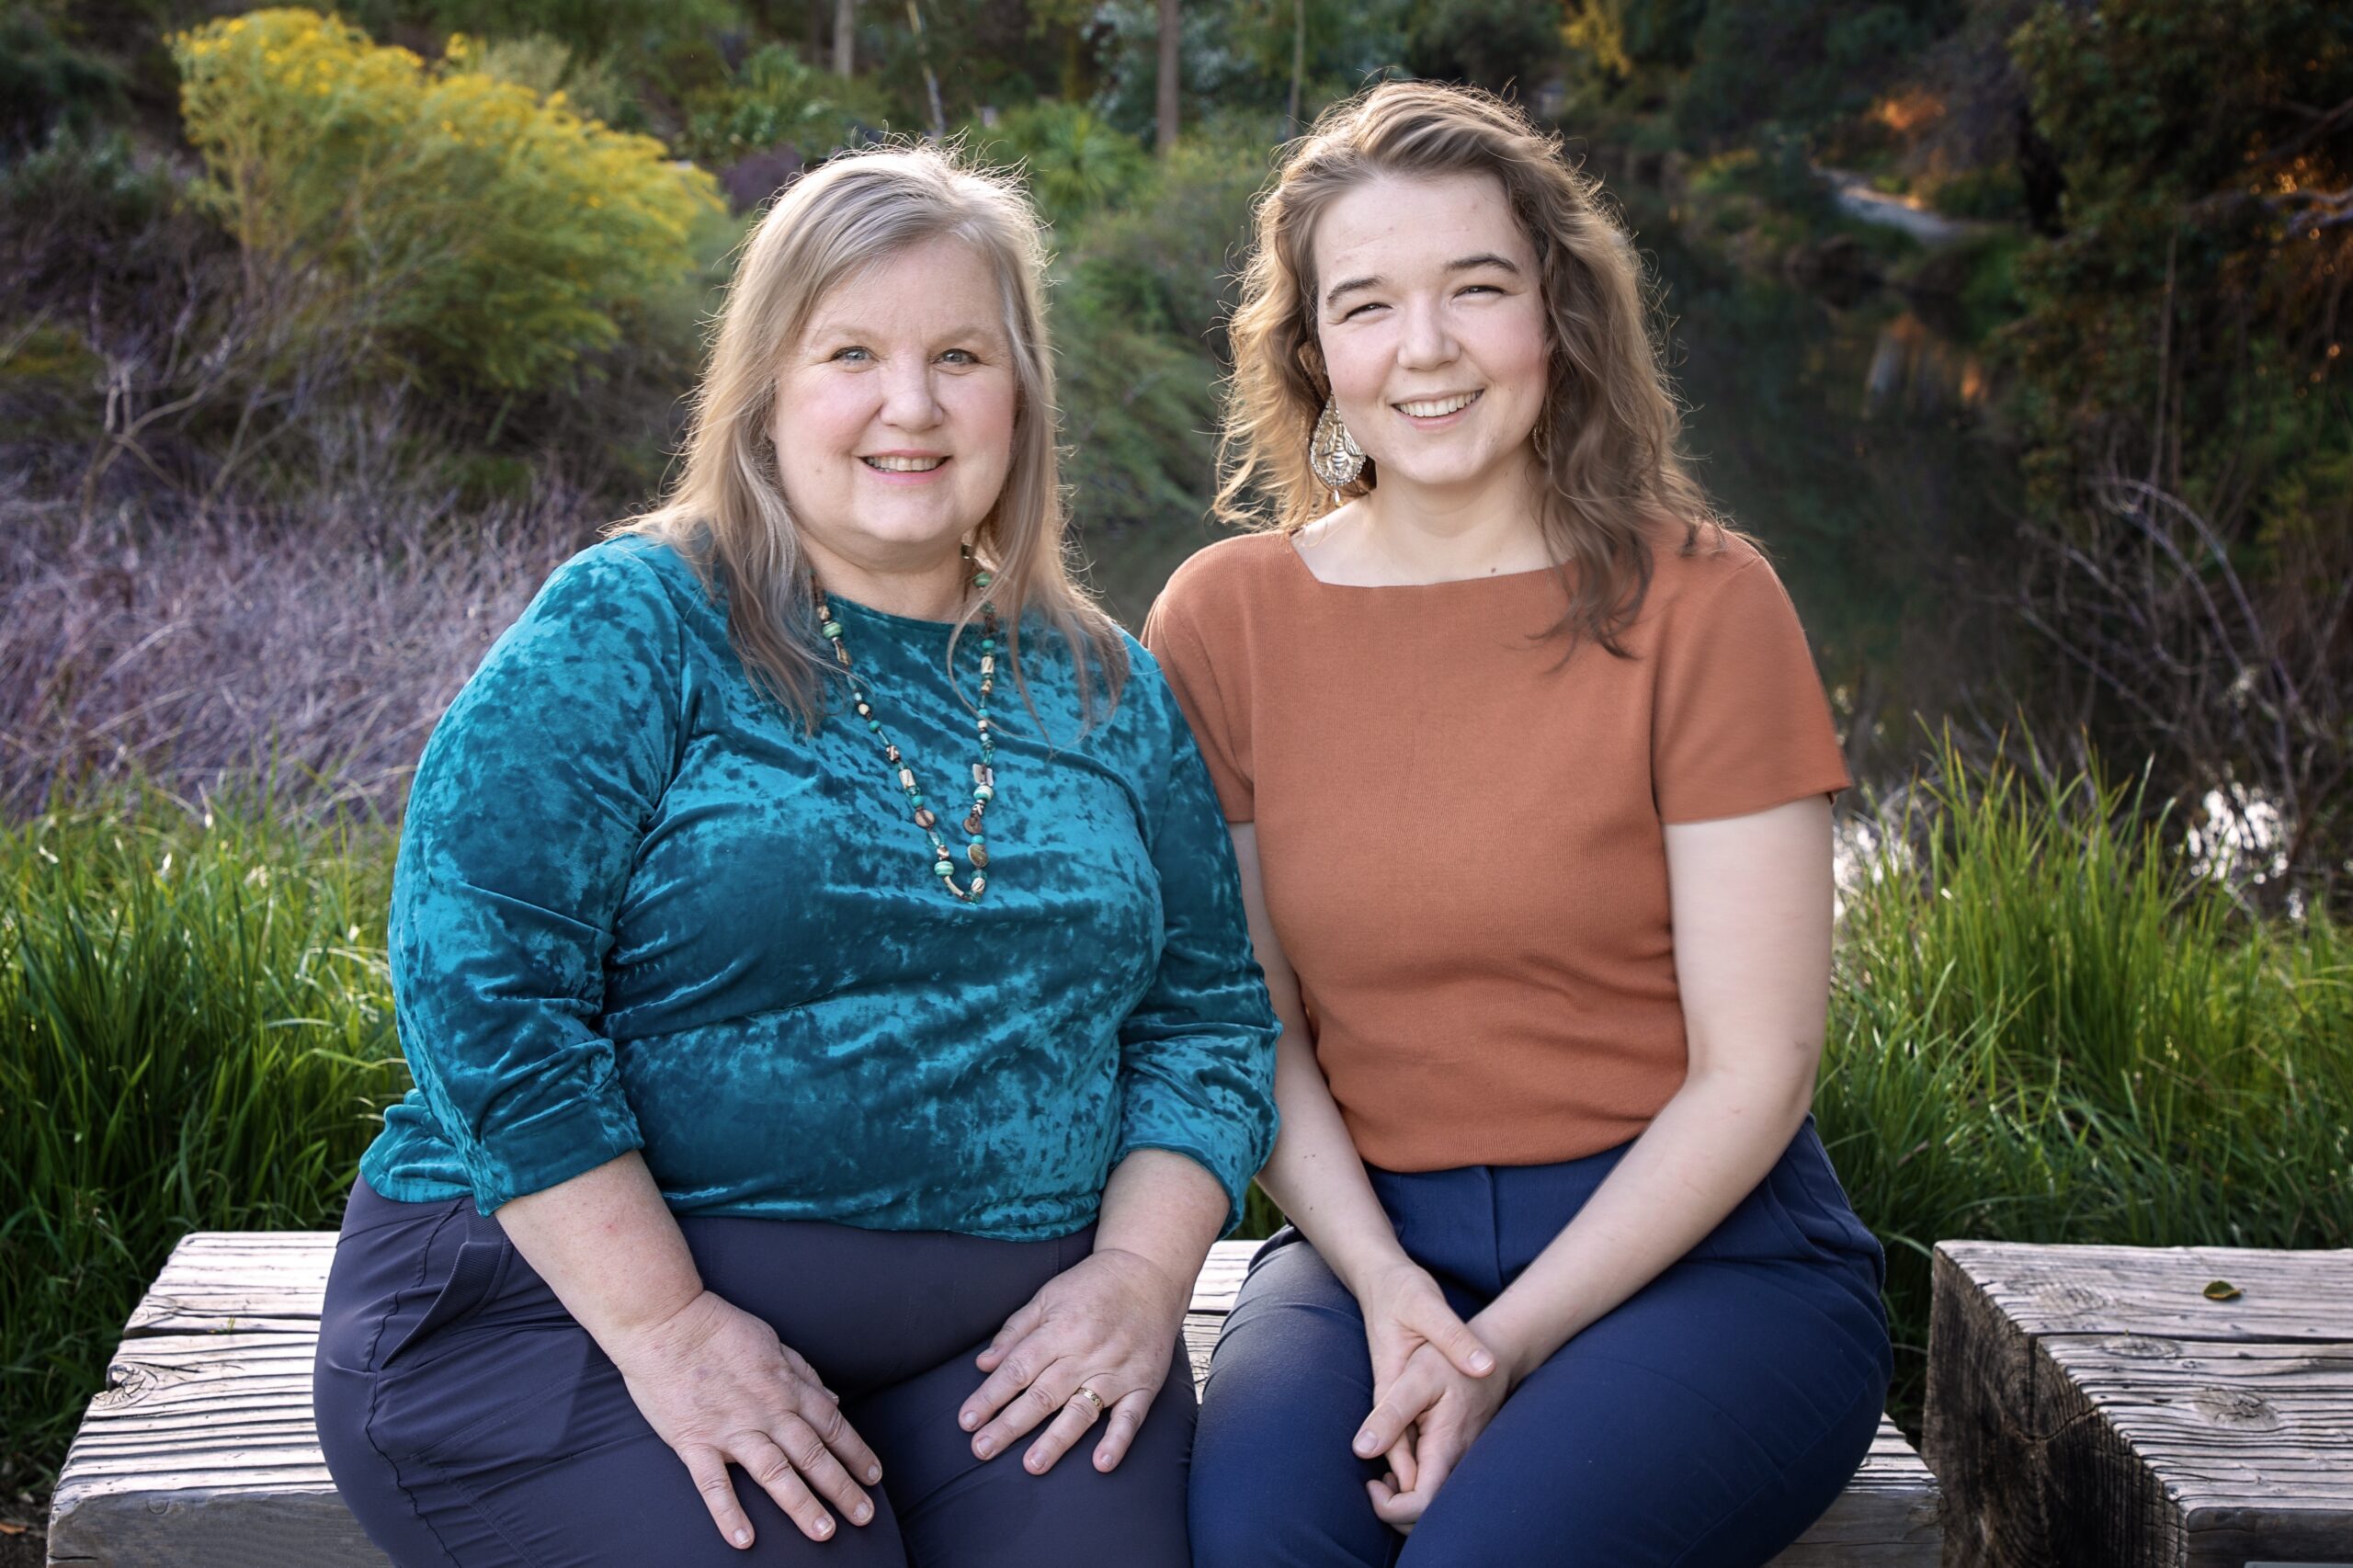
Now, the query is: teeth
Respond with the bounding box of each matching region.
[864,456,944,472]
[1396,392,1481,418]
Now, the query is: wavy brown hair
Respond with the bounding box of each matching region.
[622,142,1125,727]
[1219,82,1730,653]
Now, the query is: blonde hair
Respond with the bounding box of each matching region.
[1219,83,1729,653]
[623,142,1125,725]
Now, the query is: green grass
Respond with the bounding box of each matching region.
[1814,735,2353,1430]
[5,741,2347,1488]
[0,781,408,1493]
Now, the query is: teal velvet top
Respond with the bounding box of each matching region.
[359,536,1279,1240]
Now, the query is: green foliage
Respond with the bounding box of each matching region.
[680,41,893,165]
[0,4,125,149]
[965,100,1151,230]
[410,0,741,65]
[0,780,408,1492]
[467,30,631,126]
[1051,119,1275,623]
[1674,0,1964,142]
[2003,0,2353,509]
[1815,733,2353,1424]
[170,8,724,393]
[1402,0,1565,97]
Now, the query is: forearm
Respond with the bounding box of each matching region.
[1472,1064,1814,1380]
[1093,1147,1229,1301]
[492,1150,704,1348]
[1256,1033,1413,1297]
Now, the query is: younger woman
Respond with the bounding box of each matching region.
[1148,84,1891,1566]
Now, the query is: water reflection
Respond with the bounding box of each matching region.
[1633,210,2022,788]
[1864,312,1991,418]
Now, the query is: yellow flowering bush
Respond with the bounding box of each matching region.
[171,9,722,391]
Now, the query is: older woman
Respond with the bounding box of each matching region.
[1147,85,1891,1565]
[312,145,1277,1568]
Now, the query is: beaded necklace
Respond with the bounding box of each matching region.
[815,568,999,903]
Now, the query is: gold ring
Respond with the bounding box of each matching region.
[1070,1385,1106,1419]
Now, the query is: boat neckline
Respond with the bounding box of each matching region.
[1272,530,1565,590]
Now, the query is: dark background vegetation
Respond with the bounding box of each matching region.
[3,0,2348,1546]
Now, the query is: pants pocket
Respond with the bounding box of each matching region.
[381,1237,510,1369]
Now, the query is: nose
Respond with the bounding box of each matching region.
[878,358,944,431]
[1395,295,1459,371]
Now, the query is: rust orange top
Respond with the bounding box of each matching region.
[1142,526,1851,1171]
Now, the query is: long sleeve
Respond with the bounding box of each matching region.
[383,544,684,1213]
[1111,663,1282,1235]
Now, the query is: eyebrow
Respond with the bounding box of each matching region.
[1323,253,1524,310]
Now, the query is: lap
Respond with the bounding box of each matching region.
[1401,1257,1889,1566]
[315,1188,1193,1568]
[1191,1233,1890,1568]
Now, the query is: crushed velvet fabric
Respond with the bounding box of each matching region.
[359,537,1279,1239]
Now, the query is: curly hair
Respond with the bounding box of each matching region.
[1218,82,1729,654]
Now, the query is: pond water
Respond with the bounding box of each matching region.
[1638,221,2022,790]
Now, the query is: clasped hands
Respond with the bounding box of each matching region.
[606,1246,1191,1551]
[1351,1259,1514,1536]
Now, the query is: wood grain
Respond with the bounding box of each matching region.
[51,1233,1940,1566]
[1924,1241,2353,1568]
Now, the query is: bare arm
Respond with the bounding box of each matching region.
[1466,796,1832,1375]
[496,1153,882,1551]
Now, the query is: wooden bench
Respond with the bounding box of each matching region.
[48,1234,1939,1565]
[1925,1241,2353,1568]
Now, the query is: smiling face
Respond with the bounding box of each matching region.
[770,234,1019,596]
[1310,172,1551,500]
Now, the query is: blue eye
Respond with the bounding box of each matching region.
[834,347,872,363]
[939,348,979,365]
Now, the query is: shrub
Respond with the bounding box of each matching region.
[965,99,1150,230]
[678,42,893,167]
[170,8,723,393]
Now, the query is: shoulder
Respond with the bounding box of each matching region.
[538,534,705,618]
[1637,520,1794,627]
[1152,531,1298,629]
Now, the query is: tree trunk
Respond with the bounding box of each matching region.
[834,0,854,77]
[1288,0,1305,131]
[1155,0,1180,153]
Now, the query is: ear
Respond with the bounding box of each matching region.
[1296,335,1327,394]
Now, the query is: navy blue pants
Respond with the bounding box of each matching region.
[1190,1119,1892,1567]
[313,1178,1195,1568]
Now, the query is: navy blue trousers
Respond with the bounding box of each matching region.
[1190,1118,1892,1568]
[313,1178,1195,1568]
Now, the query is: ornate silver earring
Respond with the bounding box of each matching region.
[1309,398,1365,496]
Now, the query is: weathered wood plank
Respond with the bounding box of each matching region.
[52,1233,1939,1566]
[1924,1241,2353,1568]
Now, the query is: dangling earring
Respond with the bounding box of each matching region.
[1309,398,1365,503]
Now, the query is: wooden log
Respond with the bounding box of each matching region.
[1924,1240,2353,1568]
[51,1234,1939,1566]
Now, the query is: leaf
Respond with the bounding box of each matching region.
[2201,1278,2242,1301]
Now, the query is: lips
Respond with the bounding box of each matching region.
[1393,390,1483,418]
[861,455,947,472]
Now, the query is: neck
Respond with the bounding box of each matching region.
[1340,451,1553,584]
[802,539,971,621]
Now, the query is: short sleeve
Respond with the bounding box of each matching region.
[1141,583,1255,823]
[1651,553,1850,824]
[386,544,683,1212]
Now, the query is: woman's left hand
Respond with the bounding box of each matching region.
[1357,1339,1515,1534]
[958,1246,1191,1476]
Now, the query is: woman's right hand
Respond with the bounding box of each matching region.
[1351,1258,1496,1487]
[603,1288,884,1551]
